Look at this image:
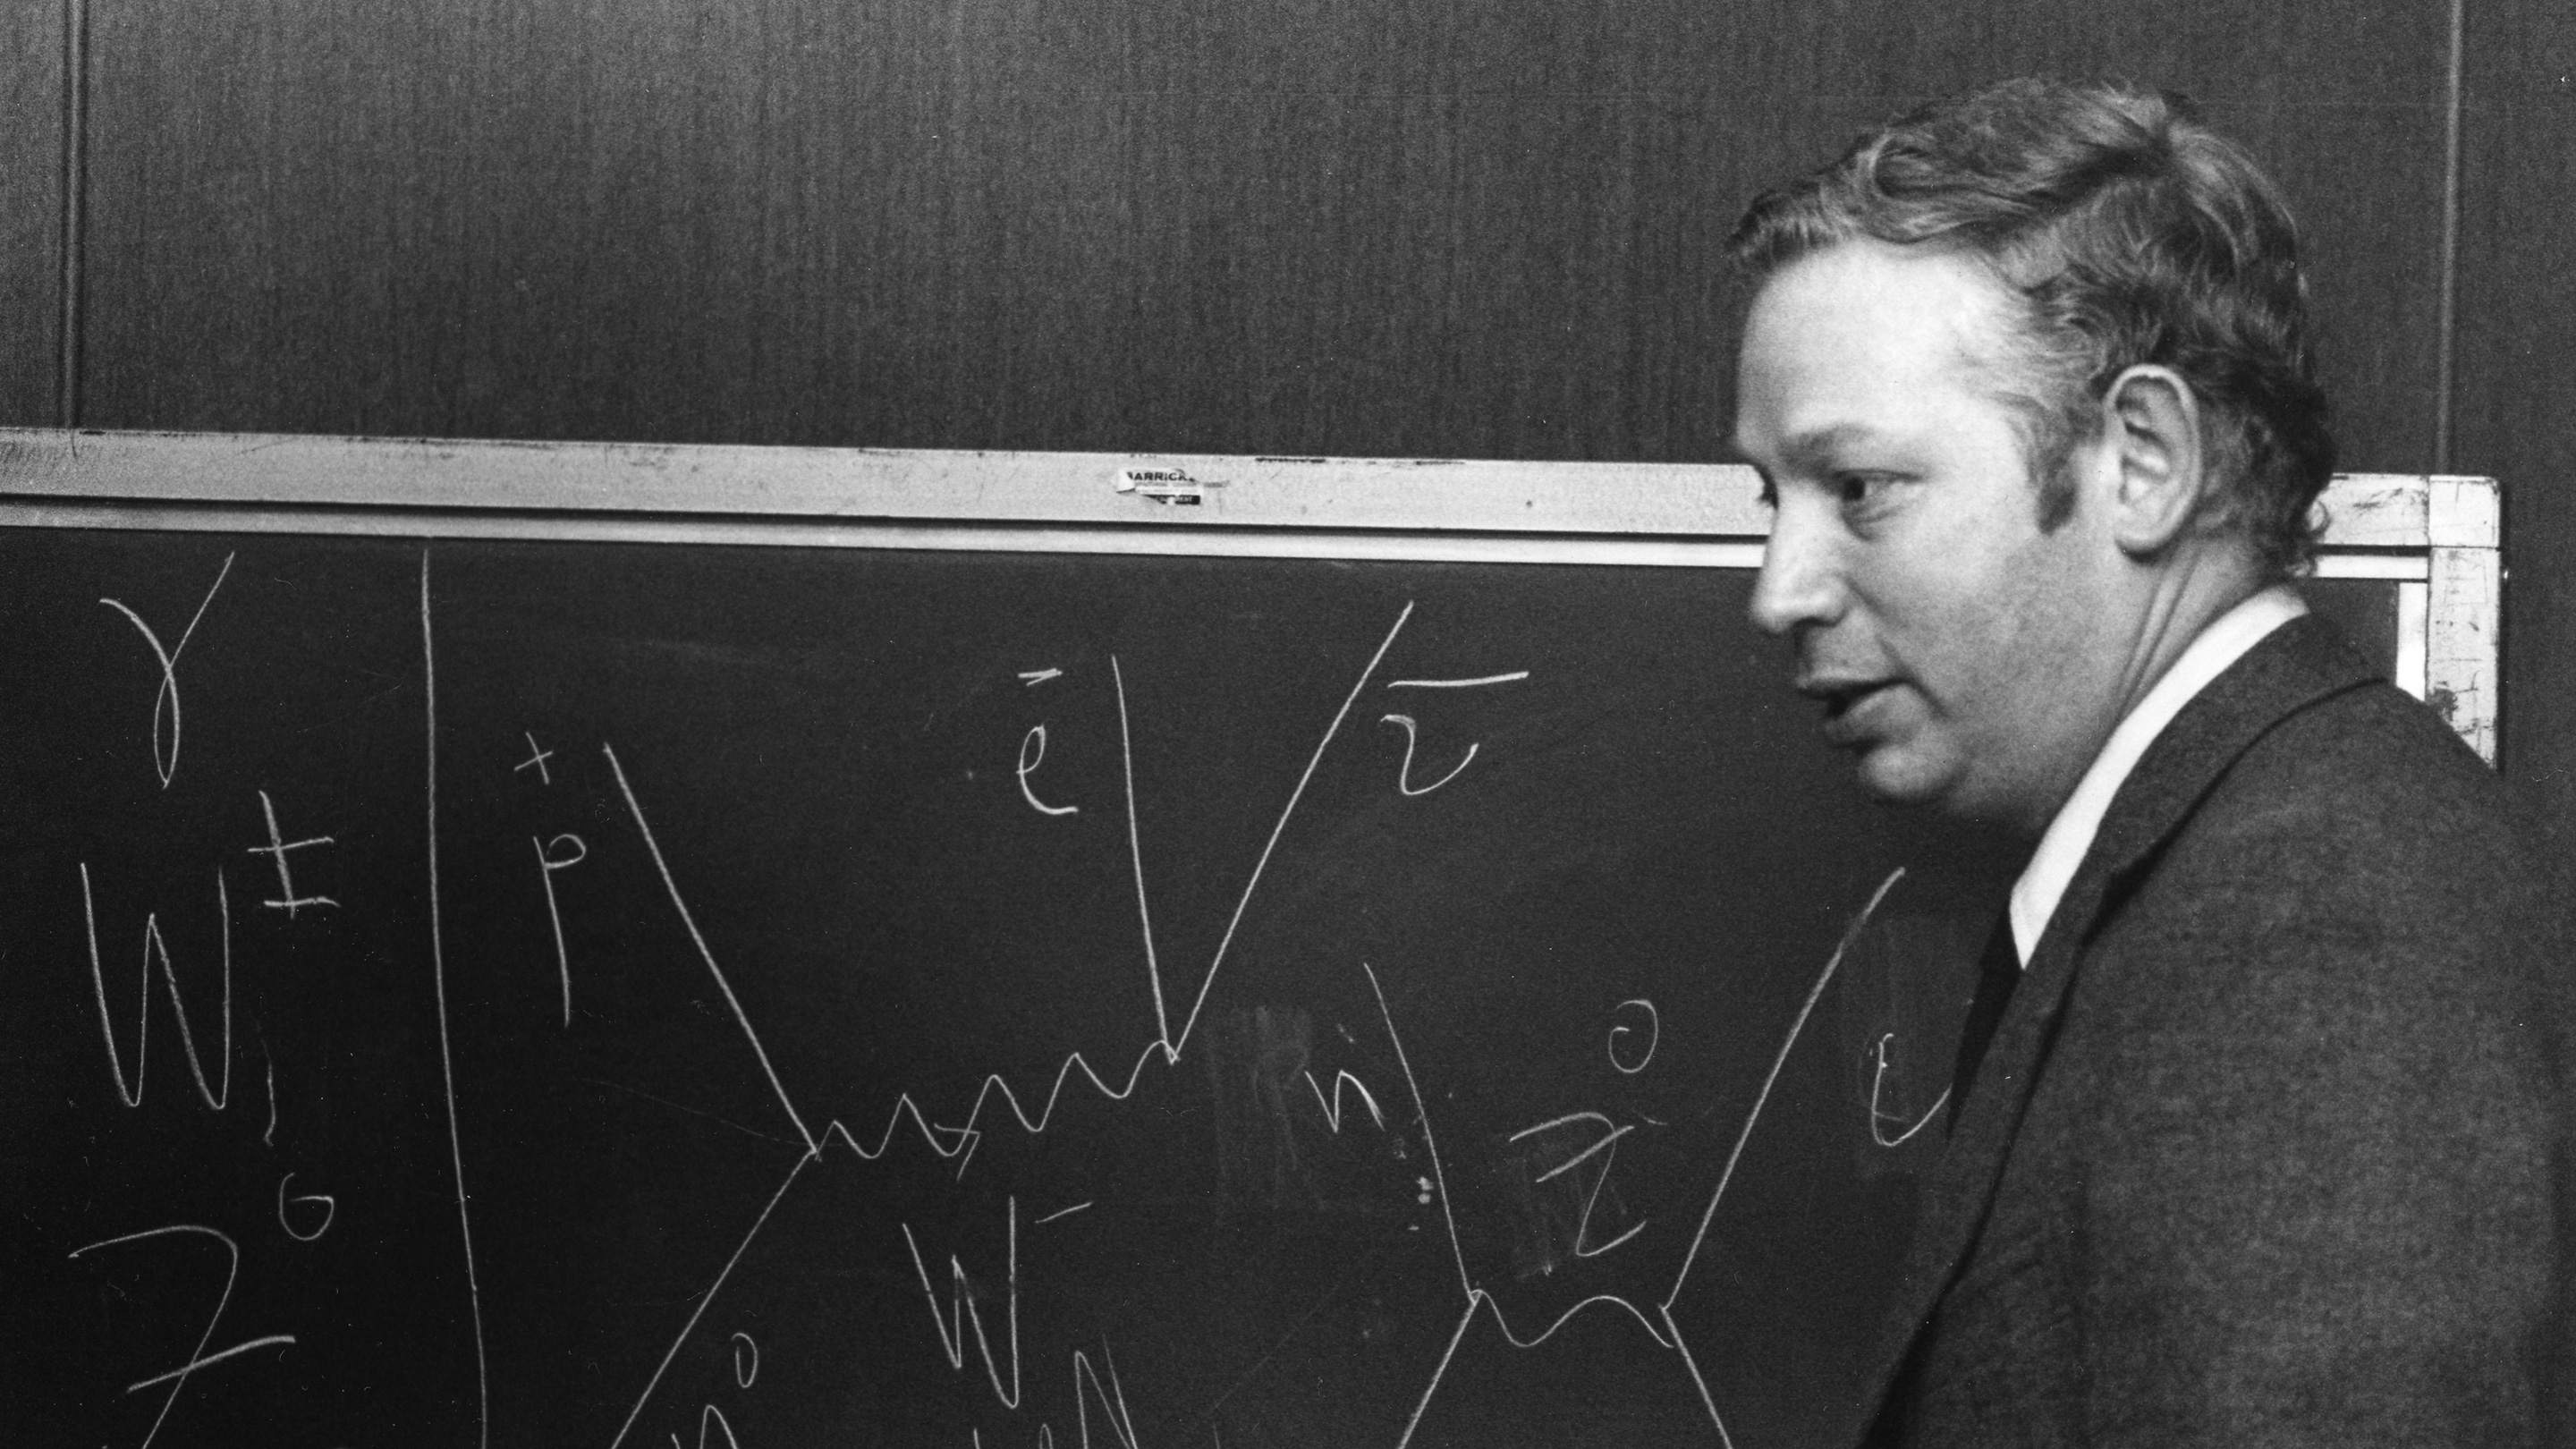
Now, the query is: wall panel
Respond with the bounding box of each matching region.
[0,0,63,424]
[72,0,2451,472]
[2455,0,2576,836]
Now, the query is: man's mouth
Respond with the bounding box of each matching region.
[1800,678,1897,738]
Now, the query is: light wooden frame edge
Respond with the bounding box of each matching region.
[0,430,2501,759]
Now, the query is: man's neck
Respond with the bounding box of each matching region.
[2008,538,2271,840]
[2107,544,2272,729]
[2005,580,2309,962]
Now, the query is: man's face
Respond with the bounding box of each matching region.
[1733,240,2123,834]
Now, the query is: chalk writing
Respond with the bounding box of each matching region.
[1017,724,1080,817]
[33,555,1936,1448]
[1070,1343,1142,1449]
[250,790,337,917]
[585,607,1421,1445]
[1155,606,1412,1059]
[67,1223,294,1449]
[276,1172,337,1242]
[1369,956,1678,1449]
[1607,999,1659,1075]
[1868,1033,1947,1148]
[671,1405,743,1449]
[814,610,1415,1182]
[0,507,2032,1449]
[1302,1067,1387,1133]
[607,1158,815,1449]
[79,864,233,1111]
[1386,864,1911,1449]
[533,833,589,1026]
[1510,1111,1649,1260]
[1658,866,1907,1441]
[1385,671,1530,690]
[515,732,556,784]
[1110,657,1163,1046]
[604,742,816,1155]
[97,551,234,789]
[902,1197,1022,1409]
[419,554,493,1449]
[1378,714,1478,796]
[967,1345,1147,1449]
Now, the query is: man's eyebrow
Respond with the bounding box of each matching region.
[1775,423,1885,472]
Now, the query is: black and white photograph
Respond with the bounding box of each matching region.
[1,2,2568,1445]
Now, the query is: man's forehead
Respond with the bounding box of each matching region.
[1733,242,2018,459]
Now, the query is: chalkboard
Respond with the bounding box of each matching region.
[0,435,2496,1448]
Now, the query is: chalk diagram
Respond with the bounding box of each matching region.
[53,547,1916,1448]
[479,572,1911,1449]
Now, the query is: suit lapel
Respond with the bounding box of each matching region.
[1850,615,2382,1435]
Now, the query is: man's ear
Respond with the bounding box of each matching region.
[2099,364,2207,558]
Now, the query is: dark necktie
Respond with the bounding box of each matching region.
[1947,908,2021,1130]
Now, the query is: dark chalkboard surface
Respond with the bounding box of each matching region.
[0,524,2027,1449]
[0,440,2474,1449]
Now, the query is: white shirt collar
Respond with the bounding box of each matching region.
[2006,585,2308,966]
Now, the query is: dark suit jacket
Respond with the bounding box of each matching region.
[1862,615,2568,1446]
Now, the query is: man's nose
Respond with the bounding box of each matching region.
[1747,512,1846,637]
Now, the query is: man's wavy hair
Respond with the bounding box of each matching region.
[1729,79,2334,572]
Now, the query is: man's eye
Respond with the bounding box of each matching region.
[1836,473,1899,511]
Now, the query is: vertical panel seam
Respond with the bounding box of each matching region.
[2433,0,2465,472]
[55,0,87,428]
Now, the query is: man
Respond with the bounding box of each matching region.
[1729,80,2565,1445]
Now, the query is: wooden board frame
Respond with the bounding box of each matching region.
[0,428,2501,760]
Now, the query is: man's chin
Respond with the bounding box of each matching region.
[1854,753,2038,841]
[1852,747,1958,813]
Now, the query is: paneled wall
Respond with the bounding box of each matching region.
[5,0,2572,840]
[1,0,63,424]
[2457,4,2576,852]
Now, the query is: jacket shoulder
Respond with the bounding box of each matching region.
[2160,680,2545,947]
[2007,682,2568,1444]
